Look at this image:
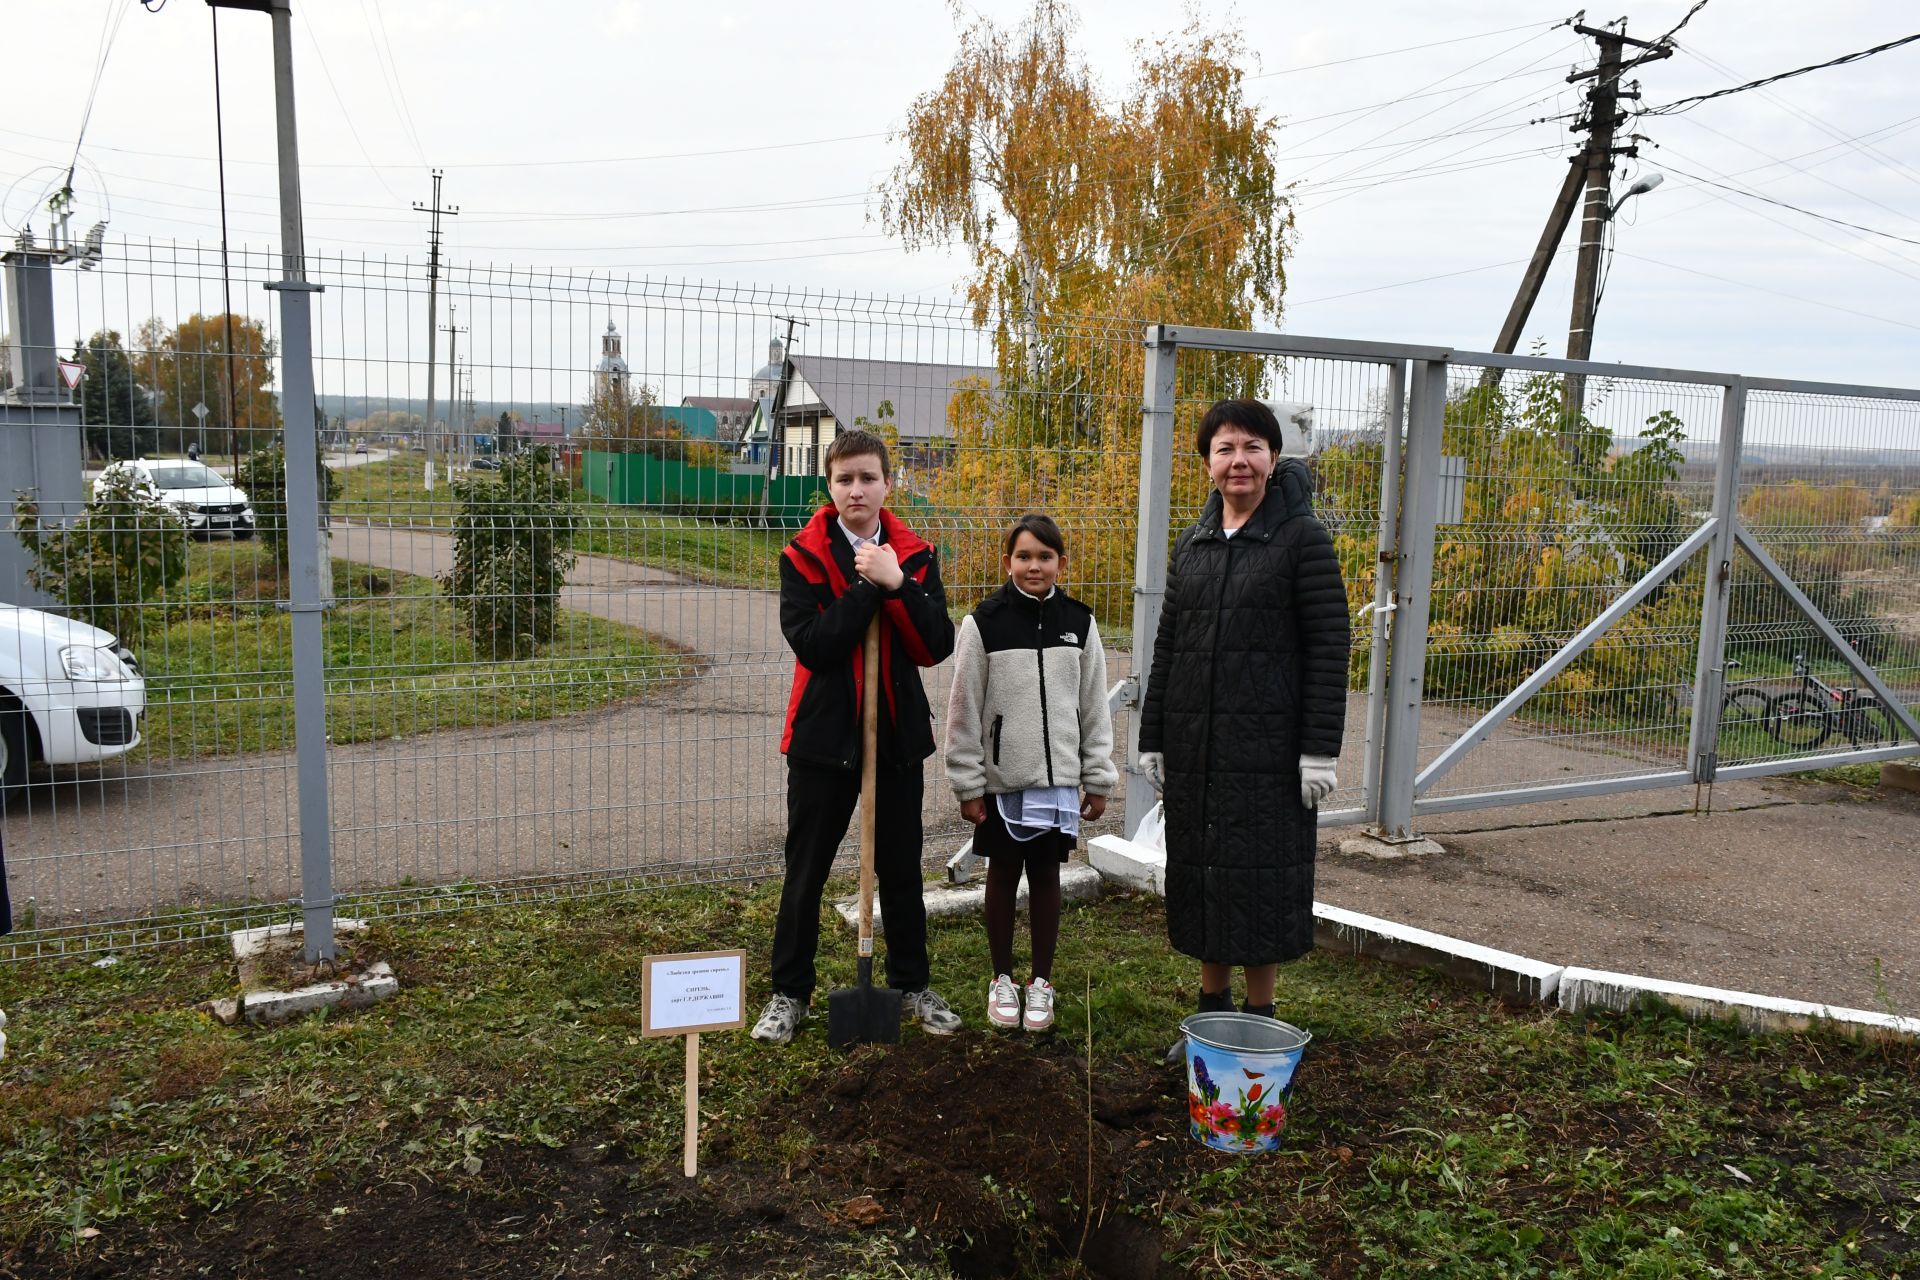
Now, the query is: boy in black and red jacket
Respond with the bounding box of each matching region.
[751,428,962,1045]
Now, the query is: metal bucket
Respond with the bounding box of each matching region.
[1180,1012,1311,1153]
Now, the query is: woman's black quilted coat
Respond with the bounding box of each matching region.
[1137,460,1351,965]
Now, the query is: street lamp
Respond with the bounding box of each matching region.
[1609,170,1664,217]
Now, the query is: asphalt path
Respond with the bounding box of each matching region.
[4,521,1912,1016]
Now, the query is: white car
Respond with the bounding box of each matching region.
[0,606,146,792]
[98,458,255,539]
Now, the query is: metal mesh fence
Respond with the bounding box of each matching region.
[1412,362,1724,798]
[1167,348,1398,818]
[1723,388,1920,771]
[2,238,1146,958]
[3,238,1916,961]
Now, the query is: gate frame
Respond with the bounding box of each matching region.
[1121,327,1920,844]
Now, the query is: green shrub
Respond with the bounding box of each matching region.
[238,444,343,569]
[11,469,189,645]
[442,448,578,659]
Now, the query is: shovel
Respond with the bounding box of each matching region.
[827,616,903,1048]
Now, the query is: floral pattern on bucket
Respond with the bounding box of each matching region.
[1186,1048,1301,1154]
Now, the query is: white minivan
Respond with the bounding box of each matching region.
[97,458,255,539]
[0,605,146,792]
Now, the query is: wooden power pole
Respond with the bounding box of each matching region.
[1490,21,1671,373]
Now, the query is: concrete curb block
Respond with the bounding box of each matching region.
[1557,966,1920,1044]
[1313,903,1563,1006]
[1088,834,1165,894]
[1083,835,1919,1042]
[207,961,400,1026]
[834,865,1103,934]
[231,918,369,961]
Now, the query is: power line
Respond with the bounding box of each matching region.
[71,0,135,176]
[1286,247,1575,309]
[1282,25,1569,158]
[1646,31,1920,115]
[1247,19,1564,79]
[1649,0,1712,48]
[296,7,407,203]
[1616,249,1920,333]
[357,0,429,166]
[1657,161,1920,247]
[1675,45,1920,194]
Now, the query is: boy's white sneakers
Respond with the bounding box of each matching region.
[1022,977,1055,1033]
[987,973,1023,1029]
[902,987,964,1035]
[750,993,808,1046]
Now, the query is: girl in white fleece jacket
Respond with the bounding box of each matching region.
[946,514,1118,1033]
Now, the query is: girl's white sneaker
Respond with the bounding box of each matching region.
[987,973,1023,1029]
[1023,977,1055,1033]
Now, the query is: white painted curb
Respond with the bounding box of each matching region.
[1314,903,1563,1004]
[1558,966,1920,1044]
[1085,835,1919,1042]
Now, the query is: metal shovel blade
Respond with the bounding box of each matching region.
[826,956,902,1048]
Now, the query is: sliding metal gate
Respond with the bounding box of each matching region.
[1123,326,1920,842]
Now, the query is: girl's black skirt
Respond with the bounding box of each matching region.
[973,800,1075,864]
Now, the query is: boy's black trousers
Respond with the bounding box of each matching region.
[769,759,929,1002]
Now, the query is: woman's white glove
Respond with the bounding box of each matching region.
[1139,751,1166,793]
[1300,755,1338,808]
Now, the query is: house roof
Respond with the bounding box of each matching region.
[782,354,997,443]
[682,396,755,414]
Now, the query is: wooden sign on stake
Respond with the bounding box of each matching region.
[641,949,747,1178]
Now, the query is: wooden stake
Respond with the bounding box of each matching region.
[684,1031,700,1178]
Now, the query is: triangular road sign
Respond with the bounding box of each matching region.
[56,360,86,391]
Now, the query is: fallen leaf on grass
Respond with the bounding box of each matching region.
[842,1195,885,1226]
[77,1228,101,1241]
[1724,1163,1753,1184]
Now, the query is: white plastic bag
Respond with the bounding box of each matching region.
[1133,801,1167,854]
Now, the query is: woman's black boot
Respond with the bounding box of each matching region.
[1169,988,1236,1065]
[1241,1001,1276,1020]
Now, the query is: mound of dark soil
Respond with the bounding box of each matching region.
[7,1033,1203,1280]
[784,1032,1189,1278]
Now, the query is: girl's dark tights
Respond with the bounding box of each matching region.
[985,849,1062,980]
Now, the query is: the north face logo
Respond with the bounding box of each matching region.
[1060,632,1078,643]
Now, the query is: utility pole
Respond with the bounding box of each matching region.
[1489,20,1671,391]
[206,0,334,962]
[440,301,465,462]
[413,170,457,489]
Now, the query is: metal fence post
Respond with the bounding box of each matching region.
[1371,357,1448,841]
[258,0,335,962]
[1686,378,1747,785]
[1355,360,1406,824]
[1123,326,1179,838]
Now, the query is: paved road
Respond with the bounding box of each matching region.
[3,522,1906,985]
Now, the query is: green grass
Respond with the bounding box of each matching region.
[128,541,690,760]
[0,888,1914,1276]
[333,457,785,589]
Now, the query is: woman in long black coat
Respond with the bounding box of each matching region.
[1137,399,1350,1022]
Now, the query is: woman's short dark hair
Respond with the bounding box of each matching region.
[1003,512,1066,557]
[1197,398,1284,458]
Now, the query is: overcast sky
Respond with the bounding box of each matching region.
[4,0,1917,399]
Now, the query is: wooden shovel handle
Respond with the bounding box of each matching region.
[858,615,881,957]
